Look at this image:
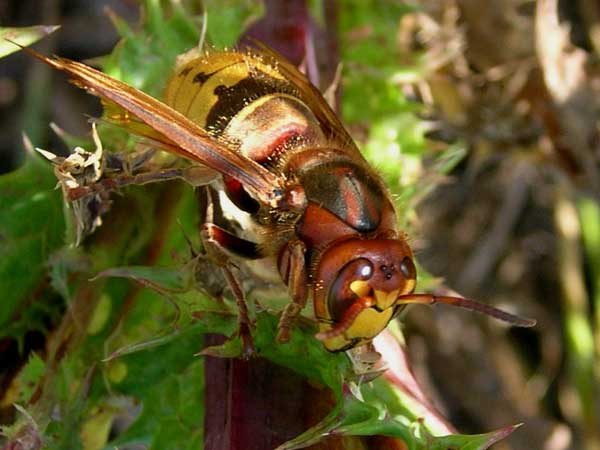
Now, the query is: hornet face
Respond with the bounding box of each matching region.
[314,238,417,351]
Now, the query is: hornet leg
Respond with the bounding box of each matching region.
[198,187,262,358]
[276,239,308,343]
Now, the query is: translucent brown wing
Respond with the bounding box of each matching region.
[21,46,286,208]
[100,99,183,150]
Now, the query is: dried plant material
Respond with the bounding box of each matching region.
[536,0,600,194]
[395,2,600,448]
[36,123,106,192]
[36,124,109,244]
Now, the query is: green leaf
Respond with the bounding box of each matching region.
[100,0,202,92]
[101,329,207,450]
[278,385,519,450]
[427,425,521,450]
[103,308,238,362]
[333,392,415,443]
[199,335,243,358]
[339,0,414,123]
[16,353,46,403]
[0,149,65,340]
[203,0,264,48]
[0,25,59,58]
[253,312,349,391]
[96,265,192,292]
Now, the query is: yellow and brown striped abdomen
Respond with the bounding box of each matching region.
[163,50,326,166]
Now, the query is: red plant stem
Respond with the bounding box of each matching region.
[204,335,347,450]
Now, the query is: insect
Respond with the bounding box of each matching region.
[21,42,535,353]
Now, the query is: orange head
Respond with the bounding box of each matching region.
[313,237,416,351]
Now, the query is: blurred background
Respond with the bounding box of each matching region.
[2,1,600,449]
